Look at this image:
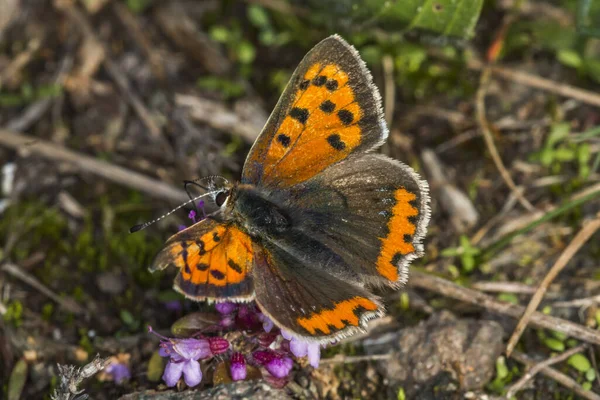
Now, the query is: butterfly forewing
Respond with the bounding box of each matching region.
[242,35,387,188]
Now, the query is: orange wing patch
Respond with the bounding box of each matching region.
[296,297,378,335]
[176,226,253,288]
[261,63,363,186]
[376,188,419,281]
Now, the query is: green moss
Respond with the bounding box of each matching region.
[3,300,23,327]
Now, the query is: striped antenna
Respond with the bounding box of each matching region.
[129,191,216,233]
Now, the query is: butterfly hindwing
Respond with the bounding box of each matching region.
[252,242,383,341]
[242,35,387,188]
[151,218,254,301]
[284,154,431,285]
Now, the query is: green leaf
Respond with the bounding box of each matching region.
[568,353,592,372]
[237,41,256,64]
[546,123,570,148]
[147,351,165,382]
[8,359,28,400]
[248,5,270,28]
[495,356,509,380]
[210,26,230,43]
[586,368,596,381]
[543,337,565,352]
[557,49,583,69]
[397,387,406,400]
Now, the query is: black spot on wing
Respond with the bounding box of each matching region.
[213,232,221,242]
[403,234,412,243]
[326,79,338,91]
[290,107,309,124]
[337,109,354,125]
[312,75,327,86]
[227,259,243,274]
[391,252,402,266]
[319,100,335,113]
[277,133,291,147]
[210,270,225,280]
[327,134,346,151]
[197,240,206,255]
[299,79,310,90]
[197,263,209,271]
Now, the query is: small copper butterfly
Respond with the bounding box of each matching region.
[149,35,431,342]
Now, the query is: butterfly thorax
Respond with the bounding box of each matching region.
[228,184,292,239]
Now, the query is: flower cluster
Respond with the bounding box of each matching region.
[151,302,326,388]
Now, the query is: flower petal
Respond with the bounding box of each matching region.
[230,353,247,381]
[289,339,308,358]
[182,359,202,387]
[265,355,293,379]
[307,343,321,368]
[163,361,184,387]
[173,338,211,360]
[215,302,237,315]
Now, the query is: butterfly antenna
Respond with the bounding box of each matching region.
[129,191,217,233]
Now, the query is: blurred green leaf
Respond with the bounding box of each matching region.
[543,337,565,352]
[147,351,165,382]
[568,353,592,372]
[210,26,230,43]
[237,41,257,64]
[125,0,152,14]
[248,5,270,28]
[363,0,483,38]
[8,359,27,400]
[586,367,596,381]
[558,49,583,68]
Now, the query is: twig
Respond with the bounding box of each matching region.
[55,2,162,138]
[476,67,536,212]
[175,94,265,143]
[468,59,600,109]
[506,215,600,356]
[0,129,188,203]
[511,350,600,400]
[505,344,588,398]
[409,271,600,346]
[319,353,391,365]
[553,295,600,308]
[480,187,600,258]
[471,281,537,294]
[1,262,86,316]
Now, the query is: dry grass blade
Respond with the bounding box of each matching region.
[476,67,536,212]
[409,271,600,346]
[505,344,588,398]
[0,129,188,203]
[506,215,600,356]
[1,262,86,316]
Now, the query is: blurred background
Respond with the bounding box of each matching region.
[1,0,600,399]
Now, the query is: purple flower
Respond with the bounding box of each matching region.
[188,210,197,224]
[149,326,222,387]
[257,312,274,333]
[215,302,237,315]
[253,351,293,379]
[281,330,321,368]
[105,363,131,383]
[178,225,187,232]
[230,352,247,381]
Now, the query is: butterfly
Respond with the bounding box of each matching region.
[150,35,431,343]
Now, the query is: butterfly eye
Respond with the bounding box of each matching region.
[215,191,229,207]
